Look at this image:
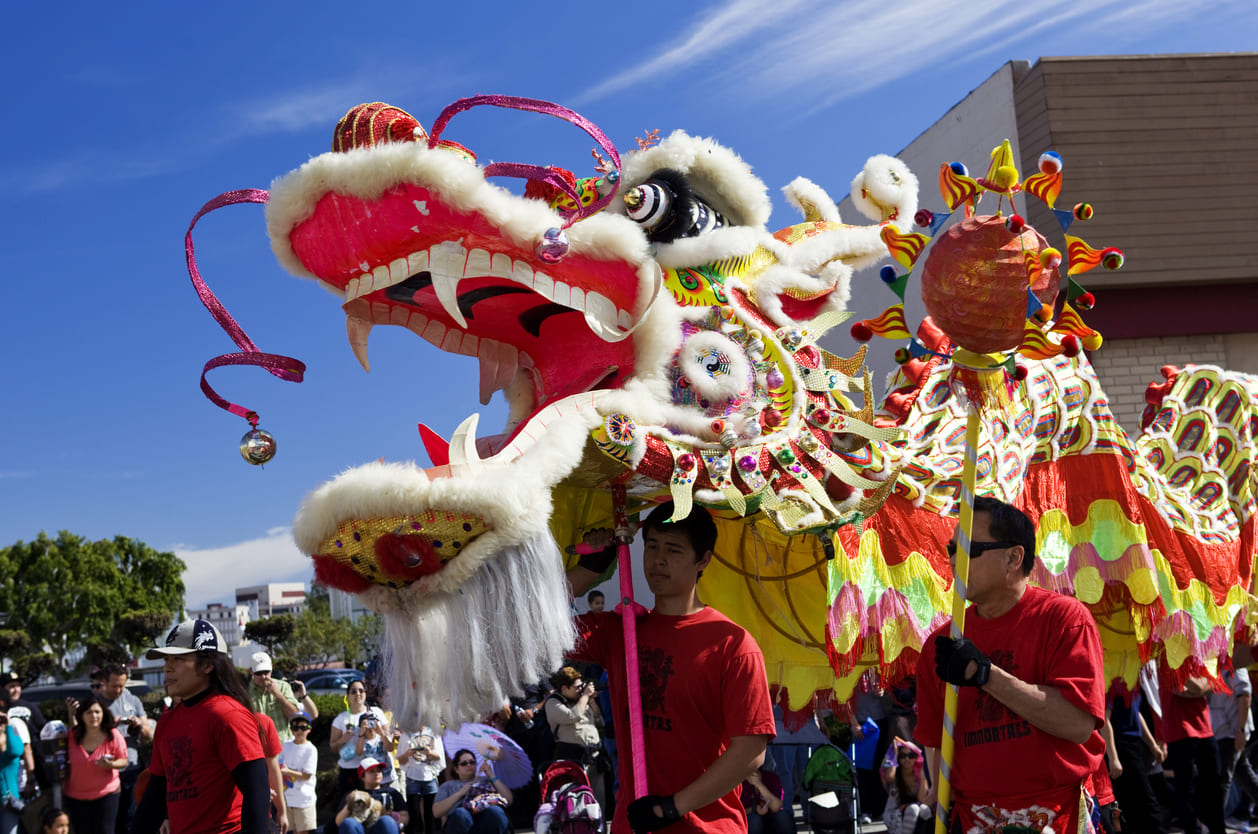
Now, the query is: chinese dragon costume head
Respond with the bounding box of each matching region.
[255,97,917,726]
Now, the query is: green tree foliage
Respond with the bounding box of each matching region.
[0,631,30,668]
[244,614,295,655]
[0,532,185,671]
[287,586,380,668]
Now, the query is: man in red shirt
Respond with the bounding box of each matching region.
[916,496,1105,833]
[568,503,776,834]
[131,619,270,834]
[1159,669,1224,834]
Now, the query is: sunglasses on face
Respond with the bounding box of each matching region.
[946,540,1018,559]
[90,683,103,690]
[456,759,476,767]
[898,751,919,760]
[292,725,311,731]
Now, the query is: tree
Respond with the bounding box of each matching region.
[113,611,177,656]
[287,586,380,668]
[0,532,185,671]
[244,615,295,655]
[0,631,30,668]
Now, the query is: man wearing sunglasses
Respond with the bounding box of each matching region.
[914,496,1105,834]
[248,653,304,742]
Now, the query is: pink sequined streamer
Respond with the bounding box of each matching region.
[428,95,622,226]
[186,189,305,423]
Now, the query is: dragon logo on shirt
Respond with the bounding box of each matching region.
[638,648,675,715]
[166,734,196,791]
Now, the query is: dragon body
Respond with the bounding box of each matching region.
[255,100,1257,727]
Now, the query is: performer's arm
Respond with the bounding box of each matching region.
[979,664,1097,744]
[131,775,167,834]
[232,759,271,834]
[672,734,768,817]
[1101,707,1122,778]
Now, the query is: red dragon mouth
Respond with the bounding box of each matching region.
[267,123,655,455]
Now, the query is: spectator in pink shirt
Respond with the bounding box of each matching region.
[64,697,128,834]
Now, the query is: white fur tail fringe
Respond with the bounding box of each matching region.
[381,531,576,729]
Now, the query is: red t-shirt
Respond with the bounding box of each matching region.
[916,586,1105,831]
[255,713,282,758]
[573,607,776,834]
[65,728,128,800]
[149,691,266,834]
[1157,672,1213,743]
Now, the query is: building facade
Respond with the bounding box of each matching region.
[834,53,1258,434]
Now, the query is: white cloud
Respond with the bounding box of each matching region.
[577,0,1229,110]
[175,526,311,610]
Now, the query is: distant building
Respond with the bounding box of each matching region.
[328,587,374,623]
[186,601,252,646]
[235,582,307,619]
[834,52,1258,433]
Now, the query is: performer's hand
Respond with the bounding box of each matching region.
[628,795,681,832]
[934,636,991,686]
[578,529,617,574]
[1108,757,1123,779]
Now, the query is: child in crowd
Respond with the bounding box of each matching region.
[281,713,318,834]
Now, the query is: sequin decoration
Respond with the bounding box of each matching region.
[317,511,488,587]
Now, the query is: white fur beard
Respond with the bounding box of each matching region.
[381,530,576,729]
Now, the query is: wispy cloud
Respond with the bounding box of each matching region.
[577,0,1228,111]
[175,526,310,610]
[7,61,481,195]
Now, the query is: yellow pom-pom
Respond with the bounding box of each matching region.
[1040,247,1062,270]
[994,165,1019,189]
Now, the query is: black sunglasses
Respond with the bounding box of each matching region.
[292,724,311,731]
[456,759,476,766]
[946,540,1018,558]
[898,750,919,760]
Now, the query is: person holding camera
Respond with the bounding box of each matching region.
[248,654,307,743]
[330,683,392,800]
[63,697,127,834]
[545,666,606,809]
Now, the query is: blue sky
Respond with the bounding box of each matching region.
[2,0,1253,608]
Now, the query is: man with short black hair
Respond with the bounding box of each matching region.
[568,503,775,834]
[98,663,151,834]
[915,496,1105,834]
[131,619,270,834]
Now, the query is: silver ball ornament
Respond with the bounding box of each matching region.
[240,428,277,465]
[536,228,570,264]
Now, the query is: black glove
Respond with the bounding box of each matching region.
[577,543,617,574]
[935,636,991,687]
[627,794,681,832]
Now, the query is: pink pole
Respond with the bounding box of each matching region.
[611,485,649,797]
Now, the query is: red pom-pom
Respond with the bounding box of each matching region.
[1005,214,1025,233]
[1076,292,1095,311]
[914,209,934,228]
[1073,203,1094,221]
[893,347,911,364]
[376,533,443,579]
[1013,365,1029,381]
[312,555,373,593]
[1101,247,1125,270]
[1061,334,1081,357]
[523,166,578,204]
[851,322,873,342]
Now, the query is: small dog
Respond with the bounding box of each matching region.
[345,791,384,829]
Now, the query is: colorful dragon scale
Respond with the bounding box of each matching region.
[821,320,1258,701]
[266,102,919,727]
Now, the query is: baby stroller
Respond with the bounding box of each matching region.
[534,760,604,834]
[803,742,860,833]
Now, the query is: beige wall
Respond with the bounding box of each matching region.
[1089,335,1231,435]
